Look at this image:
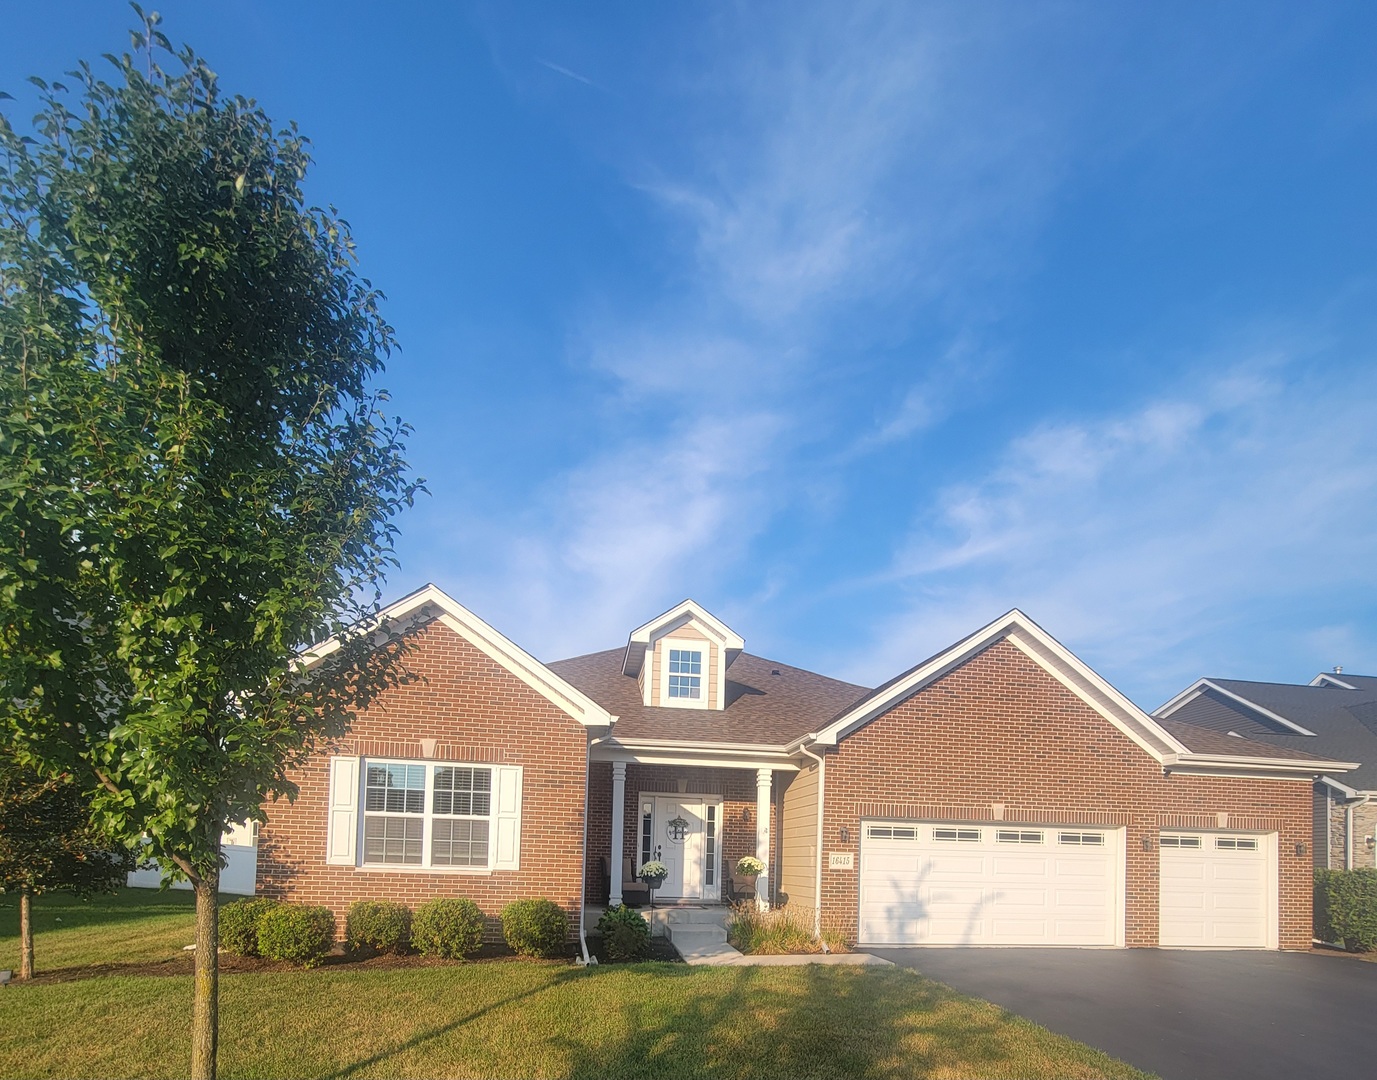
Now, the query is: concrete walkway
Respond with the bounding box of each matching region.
[692,949,893,967]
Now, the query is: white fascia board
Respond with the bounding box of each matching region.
[621,599,745,676]
[1318,775,1377,798]
[1311,673,1358,690]
[1153,679,1211,718]
[1003,625,1189,759]
[1186,680,1319,736]
[1162,752,1360,774]
[811,608,1189,762]
[298,584,616,729]
[591,741,798,772]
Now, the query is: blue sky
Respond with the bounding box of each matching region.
[7,2,1377,707]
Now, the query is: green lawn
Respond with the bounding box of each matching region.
[0,891,1153,1080]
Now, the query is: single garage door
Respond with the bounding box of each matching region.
[859,821,1123,945]
[1159,831,1274,948]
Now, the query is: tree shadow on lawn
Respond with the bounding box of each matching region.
[319,965,591,1080]
[307,962,1058,1080]
[556,964,1031,1080]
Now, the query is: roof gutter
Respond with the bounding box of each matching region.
[1161,752,1360,775]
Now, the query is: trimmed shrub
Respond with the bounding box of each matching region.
[219,897,280,957]
[1315,868,1377,951]
[257,903,336,967]
[412,898,485,960]
[346,900,412,956]
[501,898,568,958]
[596,903,650,962]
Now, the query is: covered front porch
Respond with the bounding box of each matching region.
[585,751,797,910]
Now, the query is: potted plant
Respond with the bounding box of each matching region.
[735,855,765,900]
[639,860,668,909]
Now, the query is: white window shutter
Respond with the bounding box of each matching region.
[492,765,523,870]
[325,756,360,865]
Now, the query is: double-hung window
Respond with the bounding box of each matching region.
[361,761,495,869]
[667,649,702,700]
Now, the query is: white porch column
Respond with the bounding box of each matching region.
[756,767,772,910]
[609,761,627,906]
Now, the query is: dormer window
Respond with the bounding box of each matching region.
[623,599,745,711]
[668,649,703,700]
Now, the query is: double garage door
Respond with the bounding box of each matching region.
[859,821,1274,948]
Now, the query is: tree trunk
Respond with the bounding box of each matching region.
[190,858,220,1080]
[18,887,34,980]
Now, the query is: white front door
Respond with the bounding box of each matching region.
[649,797,721,900]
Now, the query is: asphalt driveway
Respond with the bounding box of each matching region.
[868,948,1377,1080]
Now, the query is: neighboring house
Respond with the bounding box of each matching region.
[1155,672,1377,872]
[255,585,1354,951]
[126,820,258,895]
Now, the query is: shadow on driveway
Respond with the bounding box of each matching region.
[868,947,1377,1080]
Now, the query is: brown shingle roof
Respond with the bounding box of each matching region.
[546,649,870,747]
[1156,717,1335,764]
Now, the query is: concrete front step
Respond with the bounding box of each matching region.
[646,905,732,938]
[663,907,732,926]
[666,926,728,952]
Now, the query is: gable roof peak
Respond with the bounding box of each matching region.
[621,598,745,677]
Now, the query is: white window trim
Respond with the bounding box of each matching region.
[334,757,522,873]
[360,759,495,871]
[658,643,708,708]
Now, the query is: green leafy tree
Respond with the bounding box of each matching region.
[0,755,136,979]
[0,8,422,1077]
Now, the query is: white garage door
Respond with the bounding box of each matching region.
[1159,832,1273,948]
[859,821,1122,945]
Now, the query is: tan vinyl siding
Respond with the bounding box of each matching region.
[662,625,717,708]
[779,761,820,910]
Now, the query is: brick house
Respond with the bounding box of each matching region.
[256,584,1354,952]
[1155,672,1377,874]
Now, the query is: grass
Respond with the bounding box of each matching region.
[0,888,200,973]
[0,891,1154,1080]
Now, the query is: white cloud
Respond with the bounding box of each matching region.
[444,6,1081,657]
[838,350,1377,704]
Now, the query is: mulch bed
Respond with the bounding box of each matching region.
[20,937,682,985]
[1308,942,1377,963]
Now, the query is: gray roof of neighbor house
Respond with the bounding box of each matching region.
[1157,676,1377,789]
[547,648,871,747]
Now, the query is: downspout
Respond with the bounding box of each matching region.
[576,732,597,965]
[799,741,827,950]
[1345,793,1372,871]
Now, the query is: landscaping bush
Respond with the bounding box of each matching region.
[412,897,485,959]
[501,898,568,958]
[257,903,336,967]
[726,903,849,955]
[728,902,818,955]
[346,900,412,956]
[595,903,650,962]
[218,897,280,957]
[1315,868,1377,951]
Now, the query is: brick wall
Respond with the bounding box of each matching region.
[585,763,778,902]
[816,639,1315,949]
[257,618,589,941]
